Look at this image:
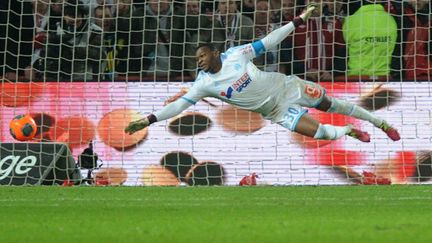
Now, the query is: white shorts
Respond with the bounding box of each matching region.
[277,76,326,131]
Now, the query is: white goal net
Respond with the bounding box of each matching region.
[0,0,431,185]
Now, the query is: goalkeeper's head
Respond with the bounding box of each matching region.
[196,43,222,74]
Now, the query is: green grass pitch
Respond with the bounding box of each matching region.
[0,185,431,243]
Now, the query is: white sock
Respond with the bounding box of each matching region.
[313,124,351,140]
[327,97,383,127]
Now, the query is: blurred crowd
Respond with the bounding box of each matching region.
[0,0,431,82]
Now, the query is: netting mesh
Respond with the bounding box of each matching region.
[0,0,431,185]
[3,0,430,82]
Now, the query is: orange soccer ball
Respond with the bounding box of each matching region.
[9,114,37,141]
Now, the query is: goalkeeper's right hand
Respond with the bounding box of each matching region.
[125,118,149,135]
[299,3,318,21]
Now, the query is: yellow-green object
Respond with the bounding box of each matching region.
[343,4,397,76]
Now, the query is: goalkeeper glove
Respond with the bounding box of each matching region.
[299,3,318,21]
[125,118,150,135]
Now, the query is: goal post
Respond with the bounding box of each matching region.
[0,0,431,185]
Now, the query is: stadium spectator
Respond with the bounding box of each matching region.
[200,0,215,17]
[252,0,288,72]
[241,0,255,20]
[0,0,34,81]
[342,0,397,78]
[268,0,286,23]
[388,0,431,80]
[254,0,277,39]
[94,5,113,33]
[36,0,65,35]
[111,0,140,79]
[94,5,115,80]
[23,0,49,81]
[132,0,185,80]
[277,0,298,75]
[184,0,212,78]
[269,0,282,10]
[44,1,104,81]
[30,0,66,80]
[280,0,296,22]
[84,0,115,17]
[186,0,200,15]
[33,0,49,30]
[204,0,254,51]
[289,0,346,81]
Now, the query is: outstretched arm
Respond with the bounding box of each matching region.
[255,4,317,54]
[125,73,210,134]
[125,98,193,135]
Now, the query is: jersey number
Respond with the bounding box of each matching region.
[304,85,322,99]
[285,107,300,123]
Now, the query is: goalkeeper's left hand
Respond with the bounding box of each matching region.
[125,118,149,135]
[299,3,319,21]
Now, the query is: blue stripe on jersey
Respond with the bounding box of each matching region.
[181,96,197,105]
[251,40,266,56]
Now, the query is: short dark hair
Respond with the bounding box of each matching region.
[196,43,219,52]
[63,1,87,18]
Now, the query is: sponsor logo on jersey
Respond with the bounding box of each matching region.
[220,73,252,99]
[220,87,234,98]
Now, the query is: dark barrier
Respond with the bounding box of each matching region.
[0,143,81,185]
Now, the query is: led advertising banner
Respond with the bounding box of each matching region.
[0,82,431,185]
[0,142,80,185]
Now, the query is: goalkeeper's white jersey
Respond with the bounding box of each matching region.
[183,42,302,122]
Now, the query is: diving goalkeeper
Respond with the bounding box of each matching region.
[125,4,400,143]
